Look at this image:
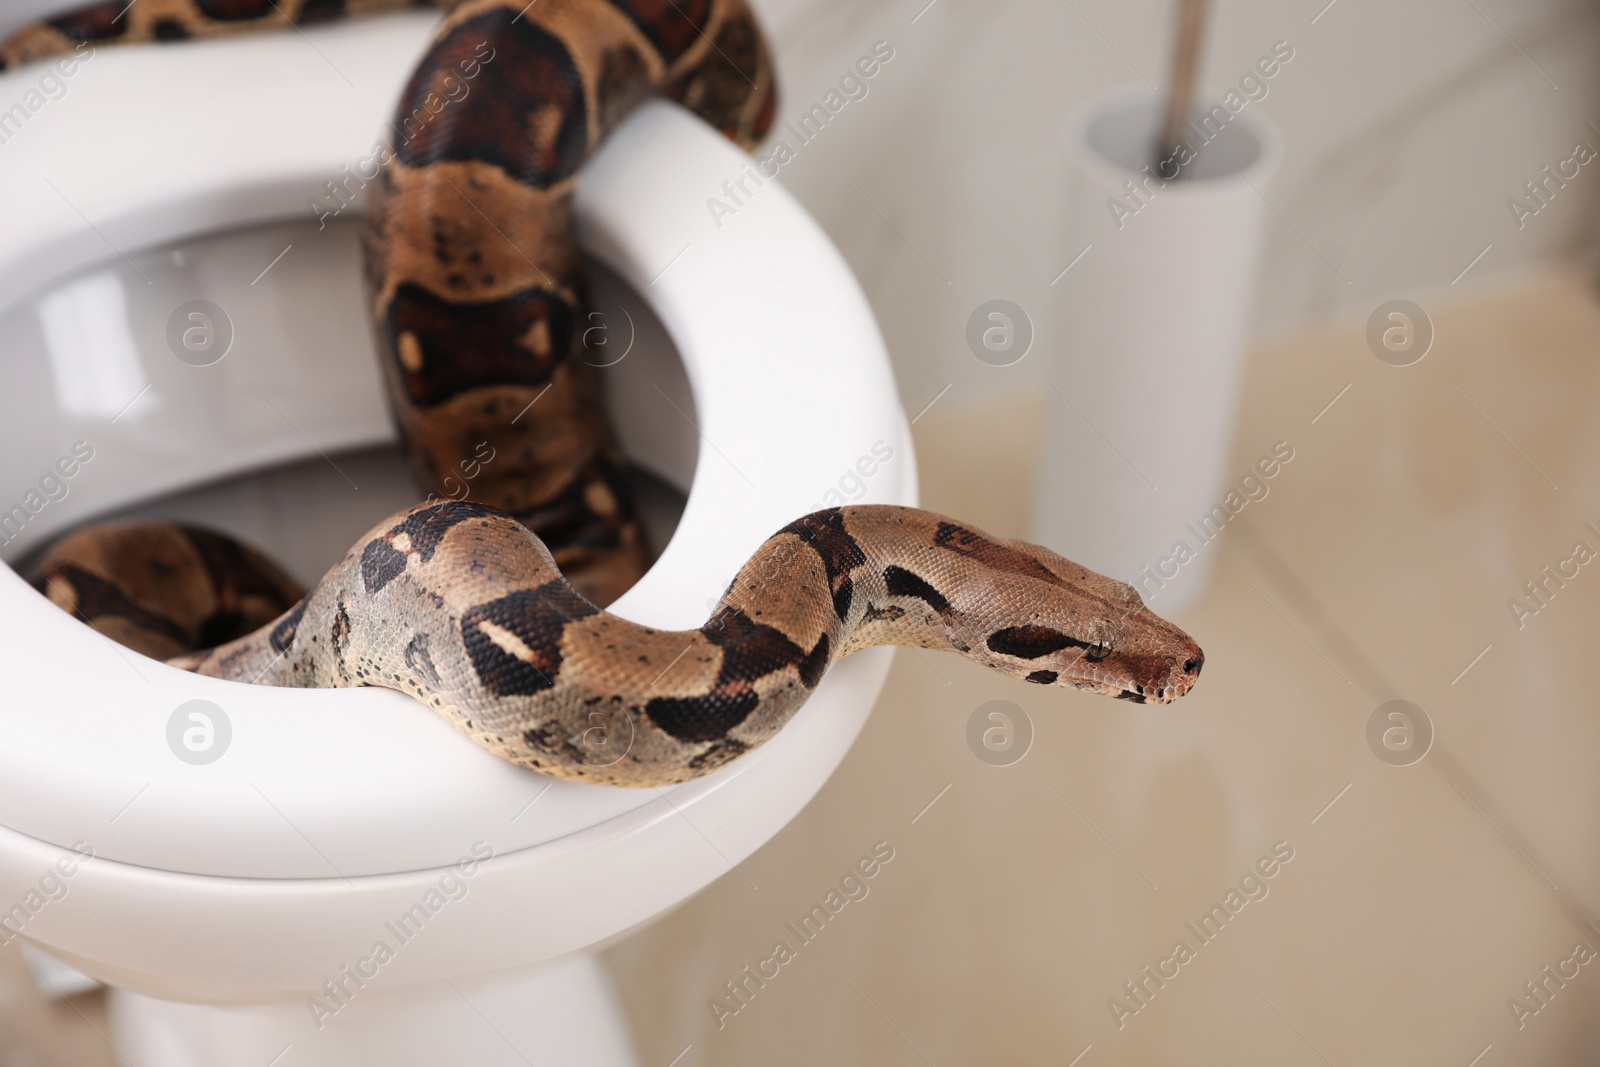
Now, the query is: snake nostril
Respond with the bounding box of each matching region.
[1182,657,1202,675]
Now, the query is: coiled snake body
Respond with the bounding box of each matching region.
[5,0,1202,786]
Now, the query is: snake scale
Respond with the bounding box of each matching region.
[4,0,1202,786]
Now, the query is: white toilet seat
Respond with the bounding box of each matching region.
[0,14,914,1001]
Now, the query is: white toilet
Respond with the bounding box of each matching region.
[0,14,914,1065]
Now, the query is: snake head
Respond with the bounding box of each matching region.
[941,535,1204,705]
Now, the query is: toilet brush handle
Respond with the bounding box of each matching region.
[1158,0,1210,175]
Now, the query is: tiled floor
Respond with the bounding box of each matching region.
[0,945,109,1066]
[7,271,1600,1064]
[608,271,1600,1065]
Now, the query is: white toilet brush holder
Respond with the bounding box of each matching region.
[1033,86,1280,617]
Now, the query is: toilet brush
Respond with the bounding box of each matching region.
[1156,0,1209,177]
[1033,0,1280,616]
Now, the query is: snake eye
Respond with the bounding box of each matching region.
[1087,639,1112,661]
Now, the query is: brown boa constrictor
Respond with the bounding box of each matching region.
[4,0,1203,786]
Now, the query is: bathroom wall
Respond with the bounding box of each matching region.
[5,0,1591,414]
[747,0,1600,411]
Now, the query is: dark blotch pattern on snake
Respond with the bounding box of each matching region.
[5,0,1202,786]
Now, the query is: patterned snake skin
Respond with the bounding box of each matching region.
[7,0,1202,786]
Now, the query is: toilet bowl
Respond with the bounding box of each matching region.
[0,14,913,1064]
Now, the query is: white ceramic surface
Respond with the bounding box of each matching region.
[108,953,644,1067]
[1033,87,1280,616]
[0,15,914,1004]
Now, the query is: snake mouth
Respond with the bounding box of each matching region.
[1054,670,1189,704]
[1114,678,1194,705]
[1113,644,1203,704]
[1059,678,1173,704]
[1054,638,1203,705]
